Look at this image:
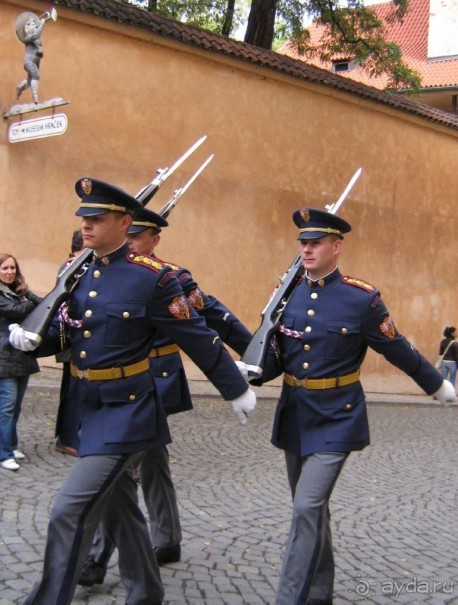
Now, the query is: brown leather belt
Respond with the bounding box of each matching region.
[284,370,360,390]
[70,358,150,381]
[148,344,180,358]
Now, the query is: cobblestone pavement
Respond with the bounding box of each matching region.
[1,371,457,605]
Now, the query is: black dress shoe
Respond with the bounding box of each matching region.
[153,544,181,565]
[307,599,333,605]
[78,555,107,587]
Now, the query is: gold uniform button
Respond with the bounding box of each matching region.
[123,312,130,319]
[305,326,312,333]
[311,293,318,299]
[83,331,91,338]
[307,310,315,316]
[80,351,87,359]
[162,372,168,377]
[341,327,348,334]
[303,344,311,351]
[345,403,352,410]
[302,362,309,370]
[85,310,92,318]
[89,291,97,298]
[129,394,136,401]
[93,270,101,278]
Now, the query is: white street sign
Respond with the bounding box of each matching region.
[8,113,68,143]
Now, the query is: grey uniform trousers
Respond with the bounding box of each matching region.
[91,444,182,566]
[23,453,163,605]
[275,451,348,605]
[140,445,182,547]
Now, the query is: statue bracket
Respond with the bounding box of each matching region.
[3,97,70,120]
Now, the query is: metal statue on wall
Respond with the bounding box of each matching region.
[5,7,69,118]
[16,8,56,103]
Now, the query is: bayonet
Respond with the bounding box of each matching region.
[325,167,362,215]
[158,154,214,220]
[136,135,207,205]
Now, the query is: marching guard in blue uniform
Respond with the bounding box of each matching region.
[238,208,455,605]
[9,179,256,605]
[78,207,252,586]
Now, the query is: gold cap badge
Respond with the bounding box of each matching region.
[81,178,92,196]
[299,209,310,222]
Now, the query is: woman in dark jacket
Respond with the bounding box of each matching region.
[439,326,458,390]
[0,253,41,471]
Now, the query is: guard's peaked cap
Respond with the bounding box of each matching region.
[293,208,351,240]
[128,207,169,234]
[75,178,142,217]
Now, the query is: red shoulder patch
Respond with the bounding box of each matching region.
[187,287,204,310]
[379,315,396,338]
[342,275,376,293]
[168,295,191,319]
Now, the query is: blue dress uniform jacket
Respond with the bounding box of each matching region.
[261,269,442,457]
[148,266,252,415]
[41,244,248,457]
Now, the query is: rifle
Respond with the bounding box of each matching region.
[157,153,214,219]
[241,168,362,379]
[20,136,209,344]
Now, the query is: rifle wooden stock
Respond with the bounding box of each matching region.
[20,249,93,343]
[242,255,304,379]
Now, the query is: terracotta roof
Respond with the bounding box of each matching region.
[375,0,429,60]
[51,0,458,130]
[281,0,458,90]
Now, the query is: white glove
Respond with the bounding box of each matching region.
[9,324,41,351]
[235,360,249,380]
[231,388,256,425]
[433,380,457,406]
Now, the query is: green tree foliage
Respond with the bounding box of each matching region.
[290,0,421,91]
[126,0,421,92]
[146,0,247,34]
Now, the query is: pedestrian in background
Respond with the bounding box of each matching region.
[0,253,41,471]
[238,208,456,605]
[439,326,457,389]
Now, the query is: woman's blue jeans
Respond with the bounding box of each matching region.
[0,375,29,461]
[441,361,457,389]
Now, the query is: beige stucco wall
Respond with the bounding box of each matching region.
[1,0,457,392]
